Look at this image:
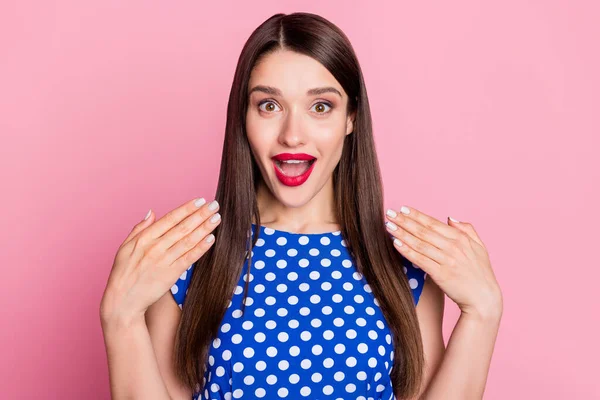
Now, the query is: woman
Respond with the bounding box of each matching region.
[100,12,503,400]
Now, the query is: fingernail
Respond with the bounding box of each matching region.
[208,200,219,211]
[210,213,221,223]
[385,221,398,231]
[194,198,206,207]
[400,206,410,215]
[449,216,459,223]
[386,209,397,218]
[144,209,151,220]
[394,238,403,247]
[206,234,215,243]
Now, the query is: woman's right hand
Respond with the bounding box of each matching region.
[99,197,221,327]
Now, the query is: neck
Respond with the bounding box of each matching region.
[254,175,340,234]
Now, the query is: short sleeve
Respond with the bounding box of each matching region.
[170,262,196,310]
[402,256,427,306]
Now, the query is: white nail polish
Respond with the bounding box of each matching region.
[206,234,215,243]
[208,200,219,211]
[400,206,410,215]
[449,216,459,223]
[210,213,221,223]
[394,238,403,247]
[194,198,206,207]
[385,221,398,231]
[144,209,151,220]
[386,209,397,218]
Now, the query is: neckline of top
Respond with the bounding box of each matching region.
[251,223,342,236]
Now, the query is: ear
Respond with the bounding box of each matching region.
[346,110,356,136]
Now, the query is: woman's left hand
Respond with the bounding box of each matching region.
[385,205,503,321]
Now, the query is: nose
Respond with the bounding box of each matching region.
[277,106,306,148]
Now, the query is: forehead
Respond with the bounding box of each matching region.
[248,49,345,99]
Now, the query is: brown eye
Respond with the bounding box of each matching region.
[311,102,332,114]
[258,101,280,113]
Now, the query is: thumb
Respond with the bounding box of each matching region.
[447,216,483,247]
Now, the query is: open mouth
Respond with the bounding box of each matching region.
[274,158,317,177]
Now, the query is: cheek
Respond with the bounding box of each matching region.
[246,108,279,137]
[312,125,347,150]
[246,123,275,160]
[313,113,348,138]
[310,132,346,170]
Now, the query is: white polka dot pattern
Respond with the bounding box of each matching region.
[171,224,427,399]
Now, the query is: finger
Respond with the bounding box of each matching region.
[385,208,454,253]
[152,199,219,255]
[170,226,217,277]
[163,208,222,266]
[385,219,448,265]
[145,197,211,240]
[448,217,485,247]
[386,205,459,240]
[392,236,440,278]
[122,209,155,246]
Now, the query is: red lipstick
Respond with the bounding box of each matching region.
[271,153,317,187]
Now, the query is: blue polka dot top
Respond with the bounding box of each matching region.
[170,223,427,400]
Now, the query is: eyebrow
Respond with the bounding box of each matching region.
[248,85,342,98]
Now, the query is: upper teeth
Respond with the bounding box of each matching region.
[281,160,310,163]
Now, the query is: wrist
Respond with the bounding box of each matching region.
[461,289,504,323]
[460,306,503,325]
[101,310,147,334]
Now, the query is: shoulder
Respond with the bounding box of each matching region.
[401,256,428,306]
[170,262,196,309]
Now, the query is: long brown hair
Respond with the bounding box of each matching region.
[174,12,424,399]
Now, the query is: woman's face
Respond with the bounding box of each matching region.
[246,49,355,208]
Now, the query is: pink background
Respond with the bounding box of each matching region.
[1,1,598,398]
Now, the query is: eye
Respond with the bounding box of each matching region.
[258,100,281,113]
[311,102,332,114]
[257,100,333,115]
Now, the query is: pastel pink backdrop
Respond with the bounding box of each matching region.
[1,1,598,398]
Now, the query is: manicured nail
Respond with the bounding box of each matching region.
[210,213,221,223]
[206,234,215,243]
[386,209,397,218]
[394,238,403,247]
[385,221,398,231]
[449,216,459,223]
[400,206,410,215]
[194,198,206,207]
[144,209,152,220]
[208,200,219,211]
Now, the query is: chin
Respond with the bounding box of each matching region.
[270,185,316,208]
